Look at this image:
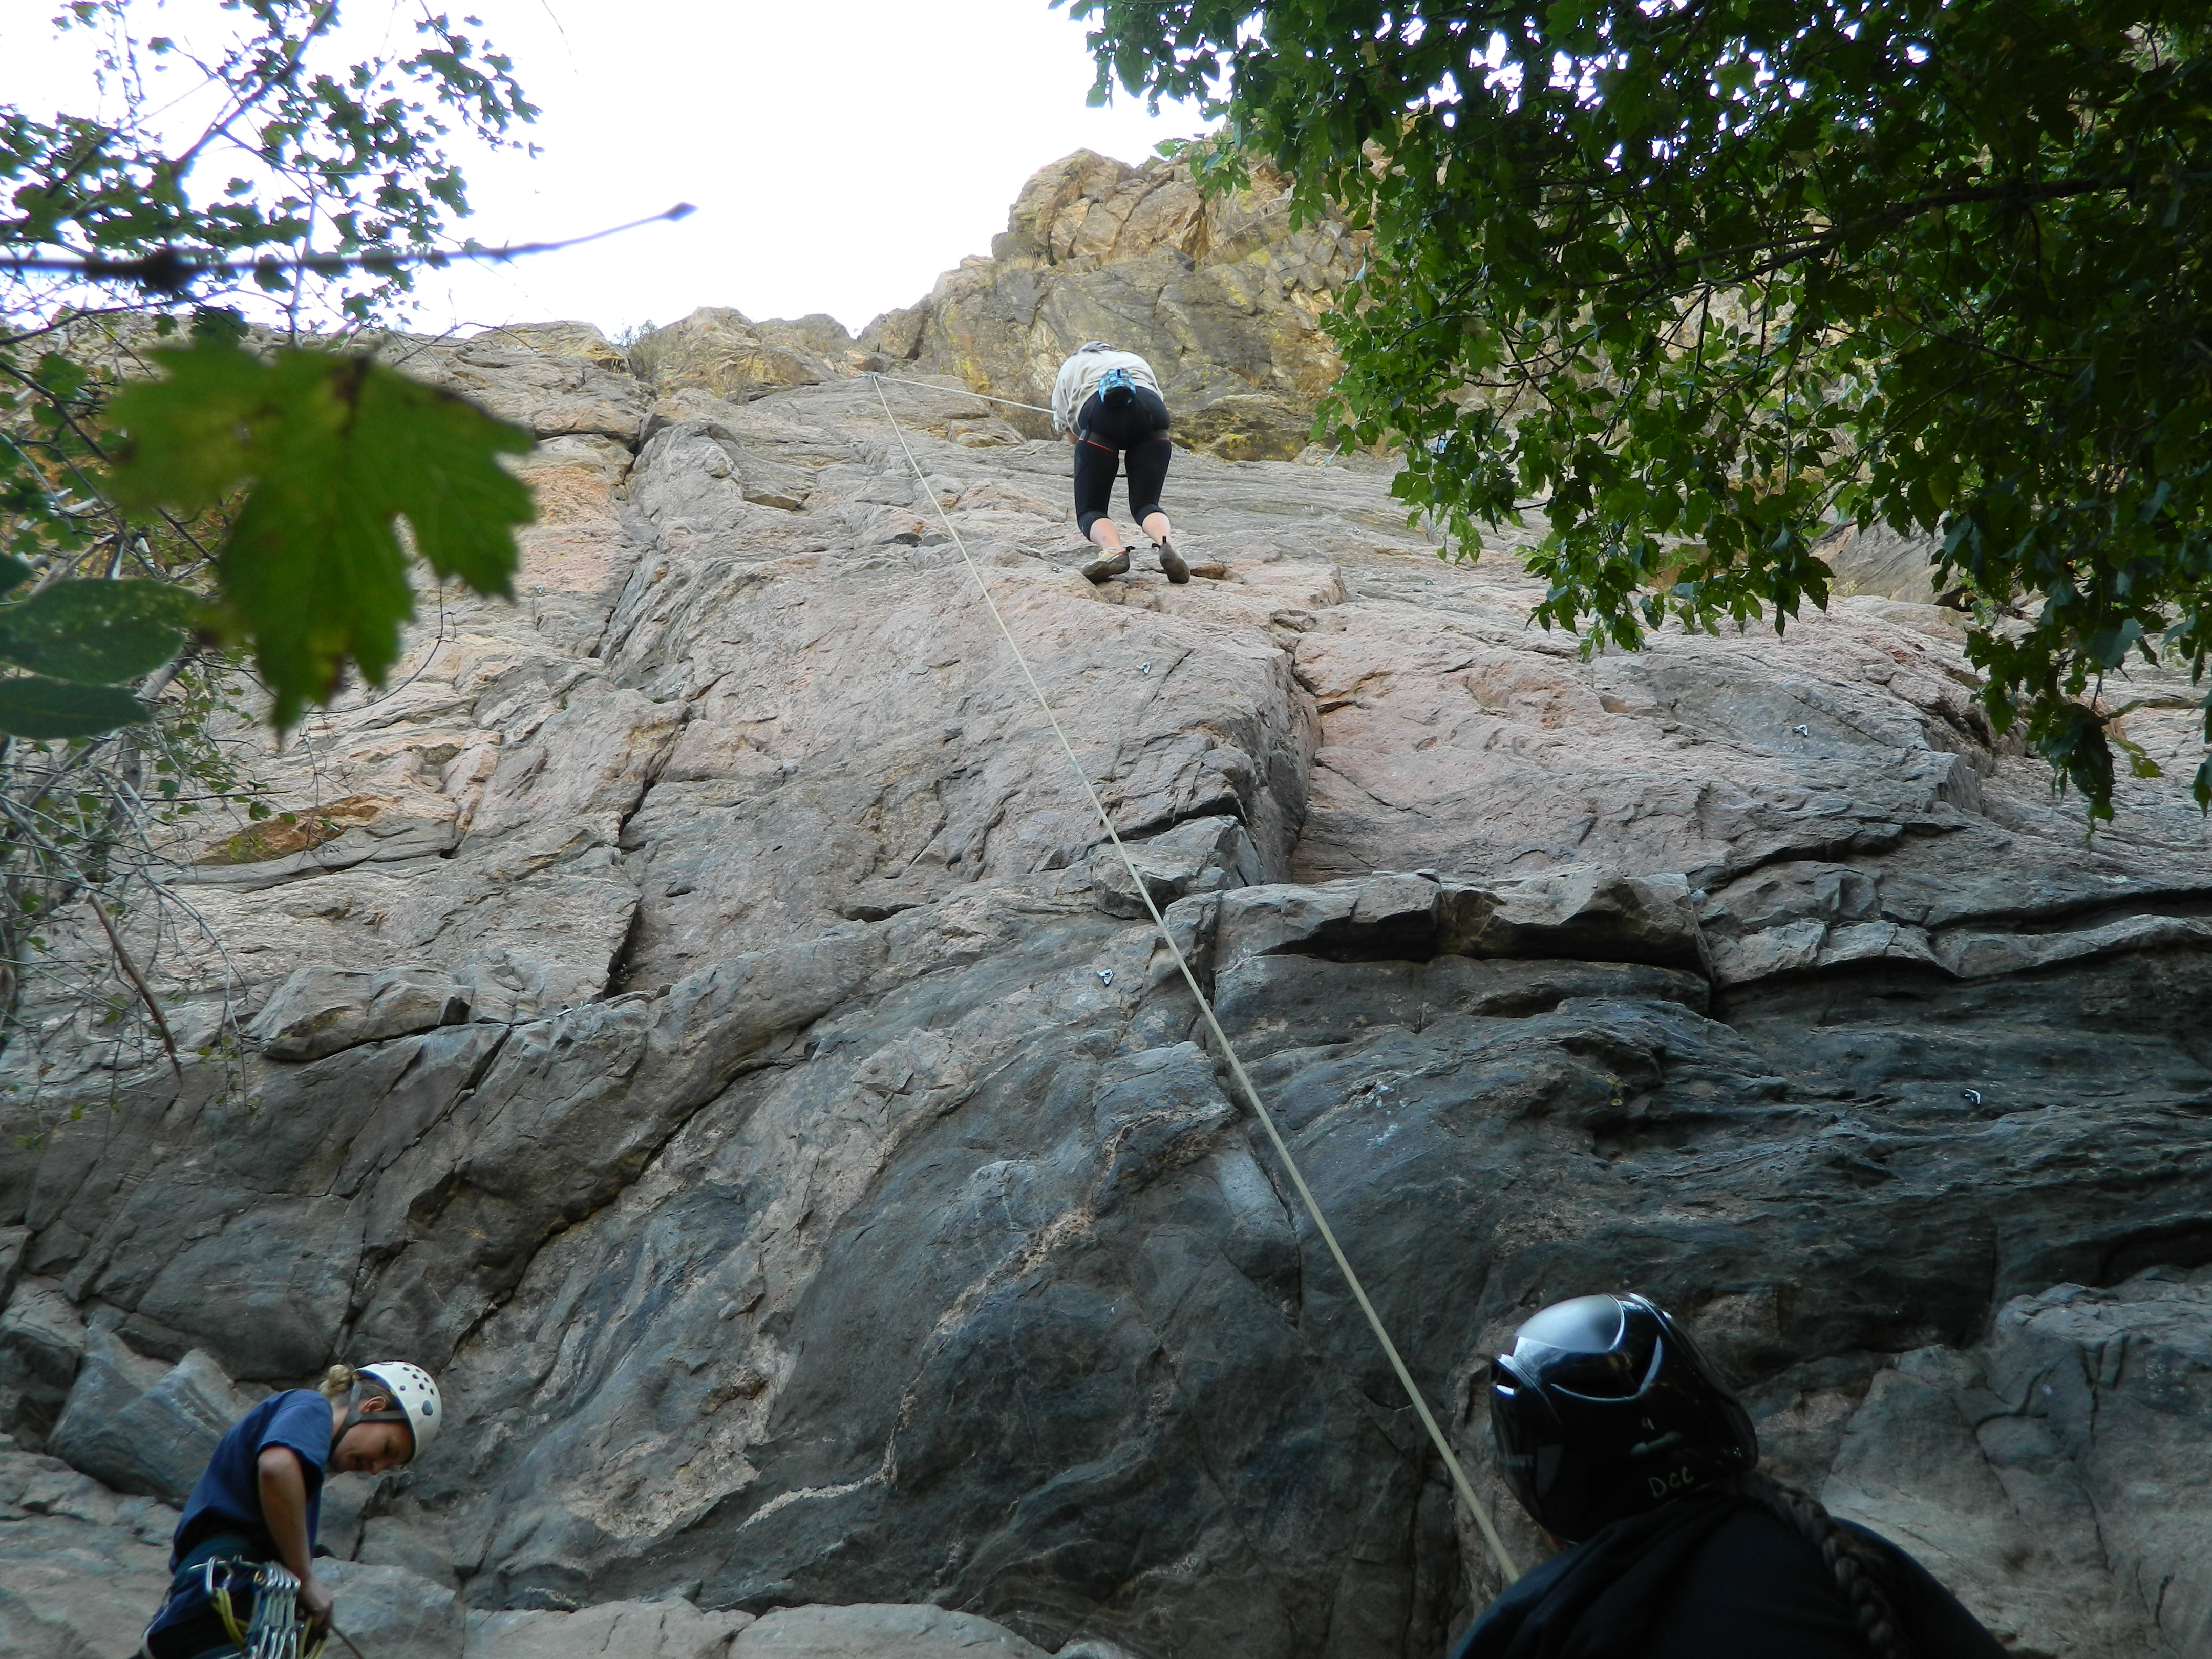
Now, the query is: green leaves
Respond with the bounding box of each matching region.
[107,336,535,728]
[0,580,200,683]
[1079,0,2212,818]
[8,333,534,746]
[2,0,539,1073]
[0,581,202,741]
[0,678,148,741]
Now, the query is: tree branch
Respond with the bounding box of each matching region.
[83,890,182,1081]
[0,203,697,294]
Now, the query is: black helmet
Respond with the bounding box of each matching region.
[1488,1292,1756,1542]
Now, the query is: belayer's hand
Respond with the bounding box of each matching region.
[298,1572,335,1635]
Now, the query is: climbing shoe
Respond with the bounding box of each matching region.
[1155,539,1190,584]
[1081,548,1130,584]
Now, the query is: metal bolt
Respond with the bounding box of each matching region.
[1139,662,1152,676]
[1097,969,1114,986]
[1793,723,1810,736]
[1961,1088,1983,1107]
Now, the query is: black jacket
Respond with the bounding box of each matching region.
[1450,1493,2010,1659]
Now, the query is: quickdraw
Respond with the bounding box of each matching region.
[199,1557,329,1659]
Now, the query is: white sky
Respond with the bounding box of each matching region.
[2,1,1212,338]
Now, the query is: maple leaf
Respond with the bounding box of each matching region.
[108,336,535,727]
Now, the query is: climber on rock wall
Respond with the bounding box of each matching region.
[1453,1294,2008,1659]
[139,1360,443,1658]
[1051,341,1189,586]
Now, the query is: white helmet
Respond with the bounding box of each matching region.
[352,1360,443,1459]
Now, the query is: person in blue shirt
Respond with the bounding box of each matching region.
[1455,1293,2009,1659]
[141,1359,442,1658]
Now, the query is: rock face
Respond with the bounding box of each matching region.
[631,308,863,407]
[0,1433,176,1659]
[636,152,1358,462]
[4,252,2212,1655]
[855,151,1360,461]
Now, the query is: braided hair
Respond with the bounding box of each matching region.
[1729,1472,1910,1659]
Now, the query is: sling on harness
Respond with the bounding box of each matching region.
[1097,366,1136,410]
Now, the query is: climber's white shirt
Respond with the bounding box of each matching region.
[1052,350,1163,435]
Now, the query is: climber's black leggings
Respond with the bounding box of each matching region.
[1072,388,1171,538]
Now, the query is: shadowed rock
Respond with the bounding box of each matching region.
[247,964,473,1061]
[47,1330,258,1503]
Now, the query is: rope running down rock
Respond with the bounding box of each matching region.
[864,373,1522,1582]
[866,373,1056,417]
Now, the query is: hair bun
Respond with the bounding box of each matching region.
[318,1363,358,1400]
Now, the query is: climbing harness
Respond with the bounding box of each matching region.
[148,1557,376,1659]
[864,375,1522,1581]
[1097,365,1138,410]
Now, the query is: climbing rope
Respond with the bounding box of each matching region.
[867,372,1056,417]
[865,375,1521,1581]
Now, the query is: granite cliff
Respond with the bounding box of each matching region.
[2,155,2210,1659]
[621,150,1362,465]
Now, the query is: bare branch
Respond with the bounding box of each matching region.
[83,892,181,1081]
[0,203,698,294]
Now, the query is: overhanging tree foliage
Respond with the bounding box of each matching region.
[2,1,534,1087]
[1072,0,2212,815]
[5,0,538,732]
